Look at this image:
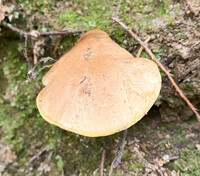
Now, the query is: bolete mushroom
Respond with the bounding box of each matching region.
[36,29,161,137]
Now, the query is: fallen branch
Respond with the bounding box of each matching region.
[112,5,200,122]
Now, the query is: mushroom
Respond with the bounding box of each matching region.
[36,29,161,137]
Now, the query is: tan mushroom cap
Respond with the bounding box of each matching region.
[36,29,161,137]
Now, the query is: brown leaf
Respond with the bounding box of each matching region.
[140,142,150,154]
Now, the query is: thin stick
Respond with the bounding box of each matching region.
[133,147,156,170]
[29,149,47,163]
[39,30,82,36]
[22,64,53,85]
[2,22,28,36]
[113,129,128,168]
[112,5,200,122]
[2,22,83,37]
[136,36,151,58]
[108,158,115,176]
[100,149,106,176]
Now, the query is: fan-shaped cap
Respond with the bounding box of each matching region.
[36,29,161,137]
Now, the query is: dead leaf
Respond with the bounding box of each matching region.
[140,142,150,154]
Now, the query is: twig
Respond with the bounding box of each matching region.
[108,158,115,176]
[133,147,156,170]
[93,168,99,176]
[168,156,179,161]
[2,22,83,37]
[2,22,28,36]
[134,146,164,176]
[22,57,55,87]
[29,149,47,163]
[39,30,82,36]
[113,129,128,168]
[112,5,200,122]
[136,36,152,58]
[100,149,106,176]
[22,64,53,85]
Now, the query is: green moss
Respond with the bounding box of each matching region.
[0,35,63,174]
[135,122,147,134]
[16,0,55,13]
[140,52,151,59]
[180,137,189,144]
[57,0,115,31]
[130,163,143,173]
[159,143,165,149]
[166,123,175,130]
[171,124,189,145]
[55,155,64,171]
[173,150,200,175]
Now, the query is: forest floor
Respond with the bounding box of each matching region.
[0,0,200,175]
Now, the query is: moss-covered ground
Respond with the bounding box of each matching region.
[1,0,200,175]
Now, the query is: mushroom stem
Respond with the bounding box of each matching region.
[113,129,128,168]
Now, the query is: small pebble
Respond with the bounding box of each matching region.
[163,154,169,160]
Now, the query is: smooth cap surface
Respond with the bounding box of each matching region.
[36,29,161,137]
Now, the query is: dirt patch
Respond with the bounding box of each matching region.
[0,142,17,174]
